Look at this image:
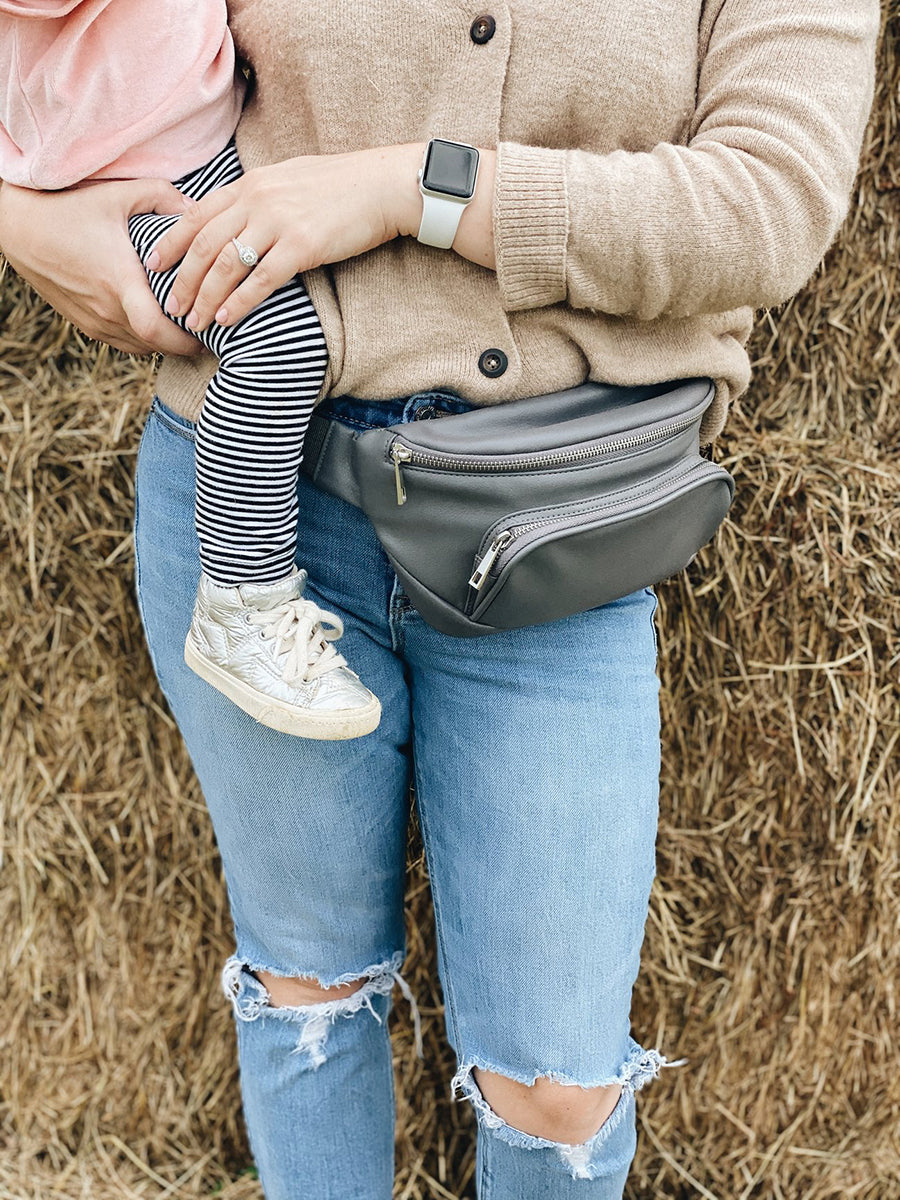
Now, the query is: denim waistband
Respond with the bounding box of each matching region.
[151,389,478,436]
[317,389,477,431]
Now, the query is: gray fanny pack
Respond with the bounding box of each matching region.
[300,377,734,638]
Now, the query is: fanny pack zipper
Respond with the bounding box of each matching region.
[388,414,697,506]
[467,459,712,592]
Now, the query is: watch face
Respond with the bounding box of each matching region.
[422,138,479,199]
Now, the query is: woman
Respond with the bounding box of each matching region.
[0,2,879,1196]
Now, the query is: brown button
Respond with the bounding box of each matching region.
[470,14,496,44]
[478,348,508,378]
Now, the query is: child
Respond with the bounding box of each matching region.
[0,0,382,740]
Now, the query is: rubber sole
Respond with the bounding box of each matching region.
[184,636,382,740]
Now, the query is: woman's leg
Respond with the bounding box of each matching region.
[133,398,413,1199]
[406,575,685,1196]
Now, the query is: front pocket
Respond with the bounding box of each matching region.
[465,460,733,628]
[150,396,197,441]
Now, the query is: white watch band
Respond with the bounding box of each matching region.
[417,191,470,250]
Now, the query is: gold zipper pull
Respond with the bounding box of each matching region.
[468,531,512,591]
[391,443,412,505]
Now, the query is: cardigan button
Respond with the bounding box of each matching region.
[478,348,508,377]
[470,15,496,44]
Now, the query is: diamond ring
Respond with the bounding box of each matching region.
[232,237,260,268]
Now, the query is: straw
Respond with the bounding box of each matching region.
[1,12,897,1196]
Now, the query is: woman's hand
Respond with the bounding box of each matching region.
[0,178,202,357]
[148,142,497,332]
[148,144,426,332]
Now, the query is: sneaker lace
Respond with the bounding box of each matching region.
[247,597,350,687]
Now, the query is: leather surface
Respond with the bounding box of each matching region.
[300,377,733,636]
[380,378,712,456]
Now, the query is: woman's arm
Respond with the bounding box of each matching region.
[0,177,203,356]
[144,0,880,332]
[0,142,496,348]
[490,0,880,320]
[147,142,497,333]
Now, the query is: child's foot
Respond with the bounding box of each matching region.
[183,567,381,739]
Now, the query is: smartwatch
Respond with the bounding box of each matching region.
[416,137,480,249]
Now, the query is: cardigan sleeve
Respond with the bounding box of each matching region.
[491,0,880,320]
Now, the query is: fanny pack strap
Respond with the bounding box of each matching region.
[301,413,364,510]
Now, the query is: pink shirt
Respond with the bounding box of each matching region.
[0,0,245,189]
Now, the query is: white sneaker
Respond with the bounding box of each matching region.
[183,567,381,740]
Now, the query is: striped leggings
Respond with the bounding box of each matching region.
[128,138,328,585]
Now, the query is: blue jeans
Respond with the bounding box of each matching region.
[133,388,683,1199]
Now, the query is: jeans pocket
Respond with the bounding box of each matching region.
[644,585,660,654]
[149,395,197,441]
[132,407,154,607]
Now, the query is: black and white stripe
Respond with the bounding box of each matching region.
[128,138,328,585]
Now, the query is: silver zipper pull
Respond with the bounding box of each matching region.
[391,442,412,505]
[468,531,513,591]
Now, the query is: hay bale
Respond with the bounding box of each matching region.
[1,10,898,1197]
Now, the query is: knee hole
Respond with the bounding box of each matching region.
[252,970,366,1008]
[474,1068,624,1145]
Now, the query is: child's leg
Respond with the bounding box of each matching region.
[128,142,378,740]
[127,138,327,585]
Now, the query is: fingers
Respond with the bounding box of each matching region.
[140,163,317,329]
[159,209,262,326]
[213,244,302,327]
[89,323,171,357]
[148,186,238,273]
[125,177,194,220]
[181,224,283,328]
[120,271,202,357]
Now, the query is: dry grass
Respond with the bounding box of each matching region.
[2,12,898,1199]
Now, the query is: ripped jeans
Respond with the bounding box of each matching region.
[133,389,686,1198]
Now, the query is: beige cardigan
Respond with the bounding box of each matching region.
[156,0,880,444]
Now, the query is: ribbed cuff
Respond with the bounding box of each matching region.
[493,141,569,312]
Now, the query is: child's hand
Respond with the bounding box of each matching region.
[147,144,426,332]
